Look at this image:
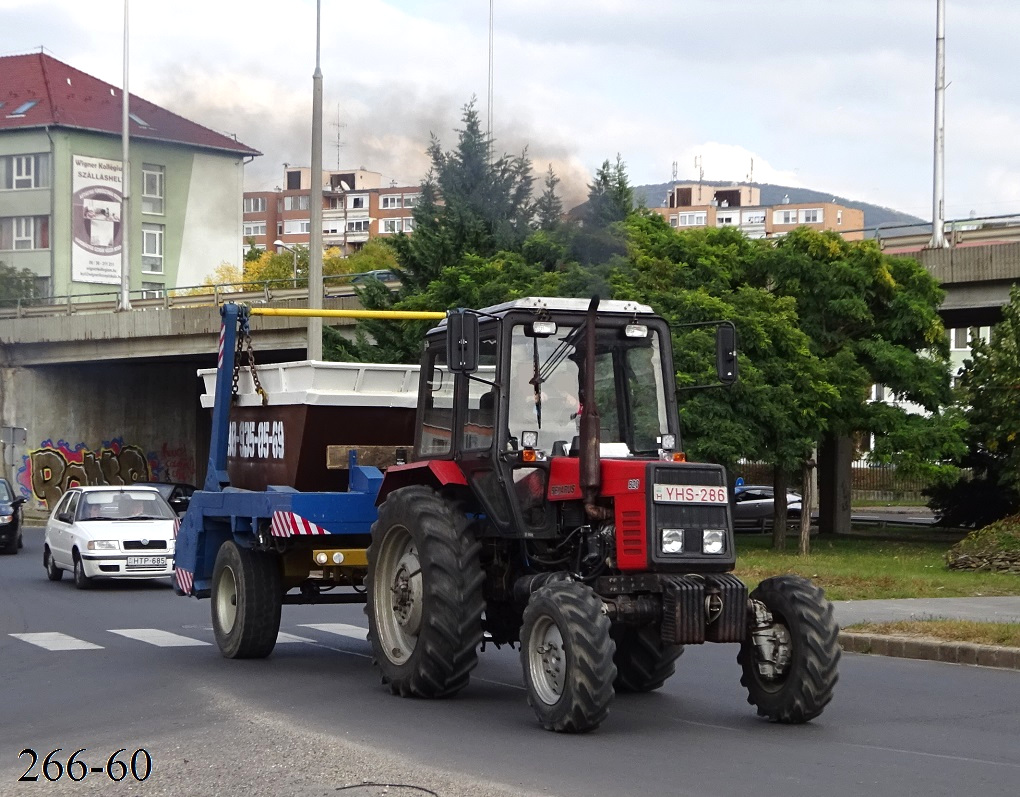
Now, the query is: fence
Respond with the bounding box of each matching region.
[731,462,930,503]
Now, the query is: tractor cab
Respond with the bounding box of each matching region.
[413,297,689,539]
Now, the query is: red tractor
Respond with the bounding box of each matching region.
[366,296,839,732]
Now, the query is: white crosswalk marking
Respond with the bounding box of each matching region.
[299,622,369,641]
[9,632,103,651]
[276,632,316,644]
[108,628,210,647]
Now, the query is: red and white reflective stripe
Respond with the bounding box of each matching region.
[175,568,194,595]
[173,517,181,539]
[270,511,329,537]
[217,325,225,369]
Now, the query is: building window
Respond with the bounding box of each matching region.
[0,215,49,249]
[284,195,310,211]
[349,195,366,209]
[347,220,369,232]
[743,212,765,225]
[243,196,267,213]
[141,281,164,299]
[669,215,679,228]
[837,210,843,225]
[286,170,301,190]
[283,219,310,235]
[382,218,403,234]
[404,217,414,232]
[403,194,419,208]
[381,195,402,209]
[141,223,164,273]
[800,208,821,224]
[871,383,886,402]
[243,222,267,237]
[717,214,735,226]
[1,153,50,189]
[774,210,798,225]
[141,164,164,214]
[677,212,706,227]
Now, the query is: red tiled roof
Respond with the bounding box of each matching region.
[0,52,260,157]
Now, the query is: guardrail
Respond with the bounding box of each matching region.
[0,273,398,320]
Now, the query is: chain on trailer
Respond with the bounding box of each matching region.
[231,306,268,406]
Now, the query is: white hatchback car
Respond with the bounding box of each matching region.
[43,486,178,589]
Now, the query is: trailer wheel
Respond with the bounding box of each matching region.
[366,486,484,698]
[211,541,282,659]
[738,575,840,723]
[520,581,616,733]
[611,624,683,693]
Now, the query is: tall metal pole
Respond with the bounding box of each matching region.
[487,0,494,160]
[930,0,948,248]
[118,0,132,310]
[308,0,324,359]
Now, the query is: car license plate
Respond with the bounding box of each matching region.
[653,484,728,504]
[127,556,166,567]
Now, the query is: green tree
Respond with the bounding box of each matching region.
[0,261,37,306]
[746,228,962,533]
[583,155,633,229]
[612,217,835,549]
[533,165,563,230]
[927,286,1020,527]
[389,98,534,294]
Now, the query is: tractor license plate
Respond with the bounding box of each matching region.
[127,556,166,567]
[653,484,728,504]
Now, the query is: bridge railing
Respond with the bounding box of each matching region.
[0,272,398,320]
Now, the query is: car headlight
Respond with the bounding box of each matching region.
[661,528,684,554]
[702,529,726,554]
[87,540,119,550]
[0,514,12,523]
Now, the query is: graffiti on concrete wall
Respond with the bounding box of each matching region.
[149,442,192,485]
[19,438,153,508]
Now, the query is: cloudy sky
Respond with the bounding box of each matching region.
[3,0,1018,222]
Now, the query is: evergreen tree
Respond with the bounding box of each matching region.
[533,165,563,230]
[0,261,36,306]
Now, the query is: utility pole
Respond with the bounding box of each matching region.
[118,0,132,311]
[308,0,324,359]
[930,0,948,248]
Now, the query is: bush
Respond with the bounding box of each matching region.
[946,514,1020,573]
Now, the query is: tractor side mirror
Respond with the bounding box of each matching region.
[715,323,738,385]
[446,310,479,374]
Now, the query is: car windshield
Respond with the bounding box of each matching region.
[77,490,176,521]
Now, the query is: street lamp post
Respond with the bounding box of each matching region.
[274,239,298,287]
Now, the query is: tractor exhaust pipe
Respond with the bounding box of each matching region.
[578,296,609,520]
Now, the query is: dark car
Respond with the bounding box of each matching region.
[732,484,803,531]
[133,482,196,516]
[0,477,27,554]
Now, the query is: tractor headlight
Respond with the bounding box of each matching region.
[315,552,328,565]
[661,528,684,554]
[702,529,726,554]
[521,430,539,449]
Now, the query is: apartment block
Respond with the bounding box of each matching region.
[650,183,864,241]
[243,167,419,256]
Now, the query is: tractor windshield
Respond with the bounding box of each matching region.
[507,322,672,456]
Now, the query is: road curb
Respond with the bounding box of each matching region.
[839,631,1020,670]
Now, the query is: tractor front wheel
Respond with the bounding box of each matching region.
[365,486,484,698]
[611,624,683,693]
[520,580,616,733]
[738,574,840,723]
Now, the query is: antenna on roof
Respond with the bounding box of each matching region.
[331,103,346,171]
[671,160,677,183]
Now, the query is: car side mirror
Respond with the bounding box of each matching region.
[57,511,71,523]
[12,497,26,506]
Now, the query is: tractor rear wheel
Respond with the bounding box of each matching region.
[520,580,616,733]
[611,624,683,693]
[738,574,840,723]
[366,486,484,698]
[210,541,282,659]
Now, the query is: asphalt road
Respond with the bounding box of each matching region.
[1,525,1018,797]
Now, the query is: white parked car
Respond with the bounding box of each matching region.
[43,486,177,589]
